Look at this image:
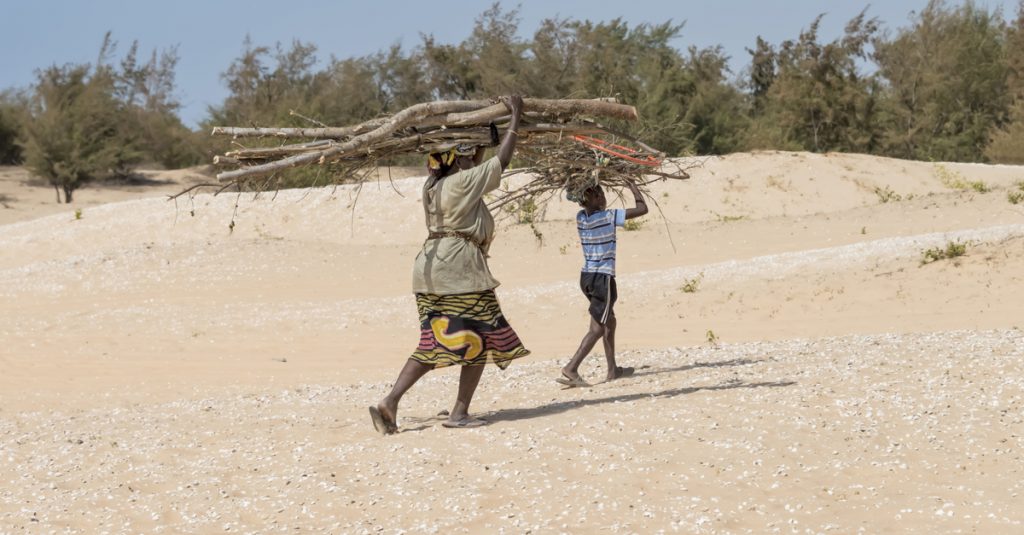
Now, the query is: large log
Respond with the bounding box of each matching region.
[210,99,636,139]
[220,123,607,161]
[214,100,636,181]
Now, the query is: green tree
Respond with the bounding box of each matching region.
[985,0,1024,163]
[0,90,27,165]
[566,18,740,155]
[418,4,529,99]
[745,12,882,153]
[747,36,776,113]
[525,17,582,98]
[19,63,138,203]
[114,39,203,168]
[206,37,330,127]
[679,46,750,154]
[875,0,1010,161]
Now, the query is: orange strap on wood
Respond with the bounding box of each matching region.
[571,135,662,167]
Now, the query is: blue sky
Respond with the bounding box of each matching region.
[2,0,1018,127]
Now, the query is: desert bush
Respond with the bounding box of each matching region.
[1008,181,1024,204]
[873,185,902,203]
[920,239,968,265]
[934,164,989,192]
[681,274,703,293]
[623,218,645,231]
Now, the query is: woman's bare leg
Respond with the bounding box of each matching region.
[377,359,432,429]
[449,364,486,423]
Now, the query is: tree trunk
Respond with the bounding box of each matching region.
[63,184,73,203]
[53,183,61,204]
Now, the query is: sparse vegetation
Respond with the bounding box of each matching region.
[623,218,645,231]
[873,185,902,203]
[510,198,540,224]
[681,274,703,293]
[706,329,720,347]
[529,222,544,245]
[1008,181,1024,204]
[74,209,82,220]
[920,240,969,265]
[934,164,989,193]
[715,213,746,223]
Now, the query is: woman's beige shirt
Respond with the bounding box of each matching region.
[412,157,502,295]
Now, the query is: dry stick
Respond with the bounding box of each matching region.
[210,99,630,139]
[214,99,637,181]
[386,165,404,198]
[347,175,368,238]
[296,168,325,203]
[289,109,328,128]
[225,139,334,159]
[210,101,491,139]
[223,123,608,160]
[211,117,386,139]
[215,101,478,181]
[578,119,666,157]
[213,155,242,166]
[168,182,234,200]
[647,193,678,253]
[229,190,243,232]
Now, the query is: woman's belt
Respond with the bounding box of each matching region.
[426,230,486,250]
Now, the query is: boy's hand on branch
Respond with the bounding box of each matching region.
[624,179,649,219]
[626,178,643,198]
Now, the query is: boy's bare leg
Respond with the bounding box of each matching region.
[563,317,605,380]
[448,363,486,424]
[603,316,618,380]
[377,359,432,429]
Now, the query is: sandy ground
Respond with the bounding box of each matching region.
[1,152,1023,533]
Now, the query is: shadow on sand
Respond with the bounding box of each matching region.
[396,357,794,432]
[482,379,795,424]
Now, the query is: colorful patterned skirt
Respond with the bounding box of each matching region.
[411,290,530,369]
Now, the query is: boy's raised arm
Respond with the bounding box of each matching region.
[623,179,649,219]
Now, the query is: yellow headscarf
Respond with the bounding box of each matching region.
[427,148,457,171]
[427,144,478,171]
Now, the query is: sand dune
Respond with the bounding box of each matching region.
[1,152,1023,532]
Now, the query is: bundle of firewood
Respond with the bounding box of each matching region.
[202,98,691,206]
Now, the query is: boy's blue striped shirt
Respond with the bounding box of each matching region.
[577,209,625,275]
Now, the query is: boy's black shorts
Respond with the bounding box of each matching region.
[580,272,617,324]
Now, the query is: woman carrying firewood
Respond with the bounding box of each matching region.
[369,95,529,434]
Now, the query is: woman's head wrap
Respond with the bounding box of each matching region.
[427,144,478,172]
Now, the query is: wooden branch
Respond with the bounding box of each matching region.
[215,125,616,180]
[213,155,241,166]
[210,99,636,140]
[211,122,382,139]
